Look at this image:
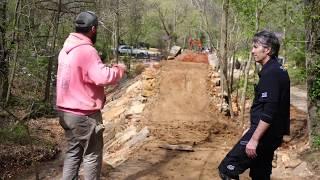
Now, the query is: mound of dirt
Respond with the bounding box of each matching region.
[175,51,208,64]
[103,60,241,180]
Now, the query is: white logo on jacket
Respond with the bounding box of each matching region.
[261,92,268,98]
[227,164,235,171]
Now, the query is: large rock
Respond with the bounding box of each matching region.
[142,90,155,97]
[124,127,149,148]
[126,101,145,115]
[211,78,220,86]
[280,152,303,169]
[292,162,313,176]
[208,53,220,71]
[102,105,126,122]
[142,68,157,79]
[103,122,116,146]
[285,159,302,169]
[169,45,182,57]
[103,127,150,168]
[141,68,157,97]
[126,81,141,94]
[143,78,156,91]
[100,65,157,170]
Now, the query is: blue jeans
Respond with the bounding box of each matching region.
[58,111,104,180]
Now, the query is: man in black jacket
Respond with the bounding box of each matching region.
[218,30,290,180]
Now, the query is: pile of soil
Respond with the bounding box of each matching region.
[104,60,241,179]
[175,51,208,64]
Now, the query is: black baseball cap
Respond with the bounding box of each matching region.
[75,11,98,28]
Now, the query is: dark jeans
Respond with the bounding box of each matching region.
[218,129,282,180]
[58,111,104,180]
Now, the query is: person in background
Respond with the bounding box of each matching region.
[56,11,126,180]
[218,30,290,180]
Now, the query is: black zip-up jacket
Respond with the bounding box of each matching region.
[250,57,290,138]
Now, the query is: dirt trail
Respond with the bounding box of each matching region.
[104,60,241,180]
[290,86,307,113]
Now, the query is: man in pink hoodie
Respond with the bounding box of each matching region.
[56,11,126,180]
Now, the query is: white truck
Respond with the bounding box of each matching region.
[116,45,149,58]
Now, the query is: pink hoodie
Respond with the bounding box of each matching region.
[56,33,124,115]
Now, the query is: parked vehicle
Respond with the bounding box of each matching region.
[114,45,149,58]
[118,45,132,54]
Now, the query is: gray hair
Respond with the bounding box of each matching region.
[253,30,280,57]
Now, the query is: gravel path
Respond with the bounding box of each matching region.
[291,86,307,113]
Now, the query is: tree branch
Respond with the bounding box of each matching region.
[158,8,170,36]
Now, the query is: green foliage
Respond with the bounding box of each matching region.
[309,58,320,101]
[0,124,29,145]
[230,0,255,38]
[30,101,56,118]
[122,55,131,70]
[199,31,206,44]
[290,49,306,67]
[313,134,320,148]
[287,67,306,86]
[7,97,56,118]
[247,81,255,99]
[310,78,320,101]
[142,0,203,48]
[96,42,112,62]
[238,78,255,99]
[2,0,309,117]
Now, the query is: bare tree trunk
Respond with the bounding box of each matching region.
[173,0,177,35]
[5,0,21,104]
[196,0,217,51]
[221,0,233,117]
[253,0,261,81]
[283,0,287,64]
[240,51,252,124]
[115,0,120,63]
[235,55,246,115]
[228,15,239,94]
[158,7,172,54]
[0,0,8,102]
[255,0,261,32]
[305,0,320,146]
[230,50,236,93]
[112,24,116,59]
[219,0,225,112]
[44,0,61,102]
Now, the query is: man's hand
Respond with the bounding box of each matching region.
[245,120,270,159]
[113,63,127,78]
[115,63,127,72]
[245,138,258,159]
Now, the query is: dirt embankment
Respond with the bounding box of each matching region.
[104,59,241,180]
[175,51,208,64]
